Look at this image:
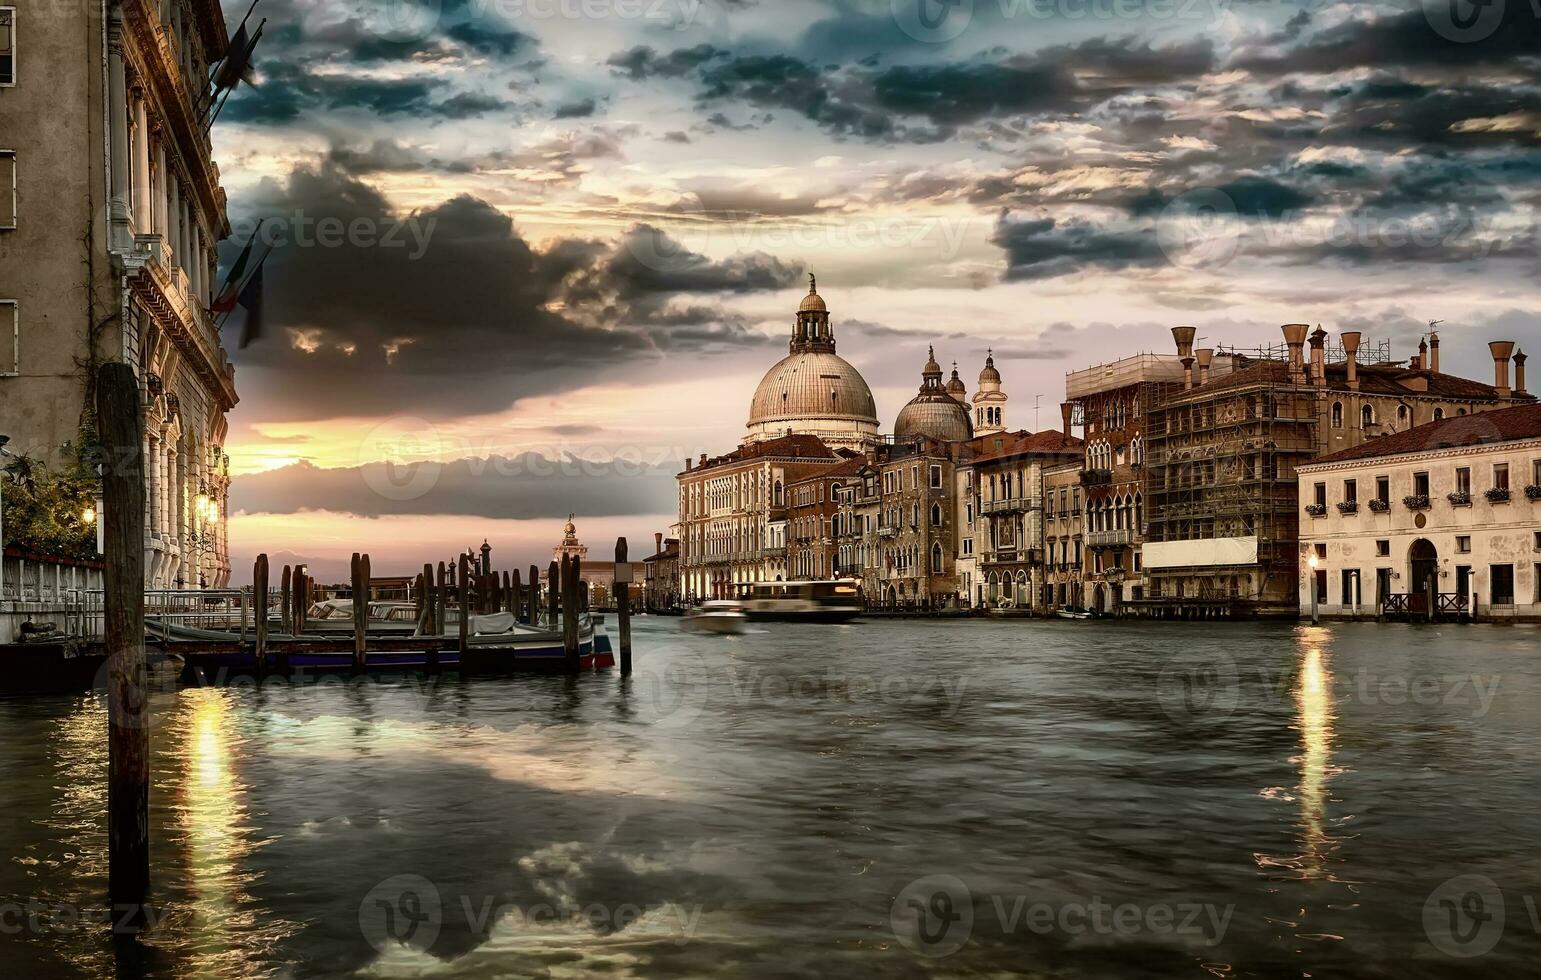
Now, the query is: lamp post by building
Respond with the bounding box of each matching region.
[1308,552,1320,625]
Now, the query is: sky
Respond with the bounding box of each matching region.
[212,0,1541,581]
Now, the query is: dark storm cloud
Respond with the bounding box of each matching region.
[554,97,598,118]
[230,454,678,520]
[606,44,729,80]
[225,166,797,421]
[222,59,508,124]
[992,212,1164,281]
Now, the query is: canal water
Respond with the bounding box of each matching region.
[2,619,1540,978]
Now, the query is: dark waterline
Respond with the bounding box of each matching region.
[2,620,1540,978]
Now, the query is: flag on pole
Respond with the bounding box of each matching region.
[212,222,264,313]
[212,22,259,93]
[237,263,265,350]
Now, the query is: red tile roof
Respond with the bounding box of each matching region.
[967,429,1084,465]
[1306,403,1541,466]
[687,434,839,473]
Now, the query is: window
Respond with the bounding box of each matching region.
[1344,479,1357,503]
[930,503,941,527]
[1375,476,1389,504]
[1362,405,1375,428]
[1456,536,1471,554]
[1490,564,1514,605]
[1398,404,1410,425]
[929,464,942,489]
[1376,540,1390,557]
[1493,463,1509,491]
[0,299,15,376]
[1313,482,1326,508]
[0,9,13,87]
[931,543,943,573]
[1534,459,1541,487]
[1413,472,1430,497]
[1331,402,1343,427]
[962,538,973,556]
[1434,408,1444,421]
[1456,467,1471,495]
[0,149,13,229]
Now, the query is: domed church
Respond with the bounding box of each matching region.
[746,275,880,452]
[894,347,974,443]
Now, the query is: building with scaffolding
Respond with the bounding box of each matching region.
[1133,325,1532,618]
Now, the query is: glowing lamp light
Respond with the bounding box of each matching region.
[1308,552,1320,570]
[82,505,96,525]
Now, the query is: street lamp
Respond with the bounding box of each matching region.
[1307,551,1320,625]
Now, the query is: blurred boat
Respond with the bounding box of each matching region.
[681,600,747,635]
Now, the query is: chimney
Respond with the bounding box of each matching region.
[1308,325,1327,386]
[1181,357,1195,390]
[1195,348,1214,386]
[655,532,663,556]
[1515,349,1527,395]
[1060,402,1074,437]
[1428,328,1440,373]
[1417,338,1428,372]
[699,452,708,468]
[684,458,692,471]
[1282,324,1309,383]
[1490,341,1515,398]
[1341,331,1361,391]
[1171,326,1196,359]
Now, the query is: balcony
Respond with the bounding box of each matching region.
[1080,469,1114,487]
[1087,528,1134,549]
[981,497,1030,515]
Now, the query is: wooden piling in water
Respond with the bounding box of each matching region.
[253,554,269,673]
[351,553,367,672]
[99,362,150,929]
[615,537,632,675]
[279,564,292,635]
[562,555,580,672]
[509,569,521,623]
[421,563,436,635]
[458,555,471,657]
[529,565,540,627]
[548,560,560,626]
[435,562,448,640]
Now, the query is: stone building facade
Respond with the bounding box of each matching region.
[642,534,680,611]
[1296,403,1541,621]
[0,0,237,588]
[1040,459,1086,611]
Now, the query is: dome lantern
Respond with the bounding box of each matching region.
[895,344,973,443]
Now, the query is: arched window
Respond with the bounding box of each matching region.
[1361,405,1374,428]
[773,480,783,505]
[931,542,943,573]
[1397,404,1410,425]
[930,503,942,527]
[1433,408,1444,421]
[1331,402,1343,428]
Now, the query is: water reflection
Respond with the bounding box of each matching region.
[1294,641,1334,879]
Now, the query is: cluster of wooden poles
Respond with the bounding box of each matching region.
[93,363,637,930]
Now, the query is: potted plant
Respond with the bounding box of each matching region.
[1368,498,1390,513]
[1403,494,1431,510]
[1336,500,1359,514]
[1304,503,1327,518]
[1526,484,1541,501]
[1447,491,1472,507]
[1485,486,1511,503]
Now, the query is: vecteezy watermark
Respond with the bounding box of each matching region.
[0,898,164,936]
[1156,658,1503,724]
[1423,875,1506,958]
[357,417,450,503]
[358,875,702,954]
[891,0,1305,43]
[1423,0,1517,44]
[360,0,706,41]
[229,213,437,261]
[891,875,1234,957]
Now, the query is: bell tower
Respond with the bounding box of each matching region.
[973,349,1008,435]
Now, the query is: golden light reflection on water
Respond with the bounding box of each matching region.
[1294,643,1334,879]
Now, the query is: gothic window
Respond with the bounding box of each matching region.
[1361,404,1374,428]
[1331,402,1343,428]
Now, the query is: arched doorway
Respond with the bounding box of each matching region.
[1409,539,1438,608]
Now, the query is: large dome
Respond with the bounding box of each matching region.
[745,277,879,452]
[747,351,878,441]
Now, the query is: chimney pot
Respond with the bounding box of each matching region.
[1060,402,1074,437]
[1171,326,1197,360]
[1196,348,1214,385]
[1308,326,1327,386]
[1181,356,1196,391]
[1282,324,1309,383]
[1429,330,1441,373]
[1341,331,1361,391]
[1514,349,1527,394]
[1490,341,1516,398]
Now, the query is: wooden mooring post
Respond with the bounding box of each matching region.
[548,560,560,627]
[529,564,540,627]
[458,555,471,657]
[253,554,269,673]
[279,564,292,635]
[615,537,632,675]
[509,569,521,623]
[435,562,448,639]
[562,555,580,673]
[351,553,368,671]
[99,362,150,929]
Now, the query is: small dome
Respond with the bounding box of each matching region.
[923,345,942,376]
[946,362,967,400]
[979,349,1001,385]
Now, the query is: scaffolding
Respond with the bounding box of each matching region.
[1140,360,1319,612]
